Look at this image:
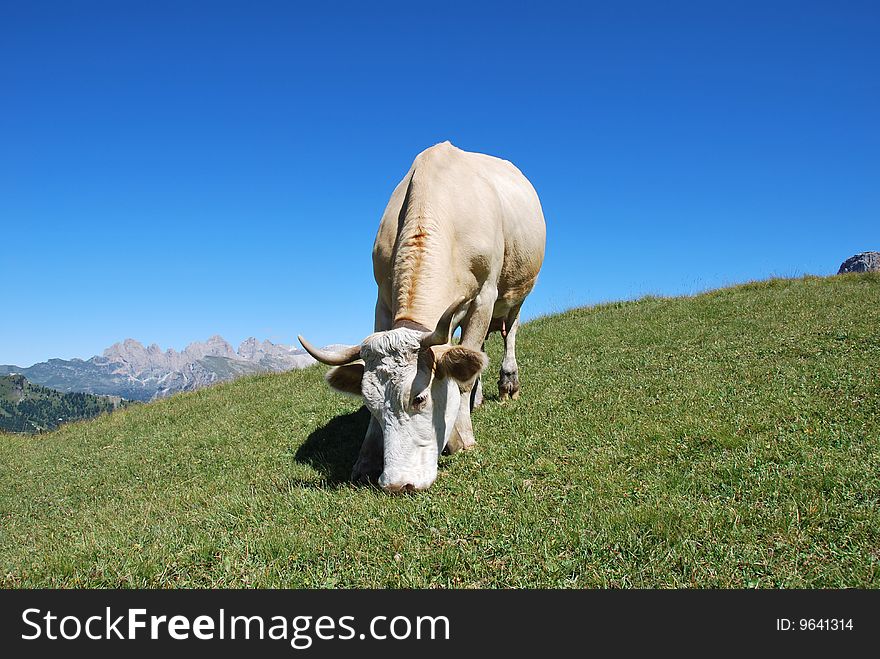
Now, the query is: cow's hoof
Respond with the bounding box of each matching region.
[498,370,520,401]
[444,429,476,454]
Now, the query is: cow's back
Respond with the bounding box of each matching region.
[373,142,546,326]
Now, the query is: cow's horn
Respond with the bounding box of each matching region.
[421,297,469,348]
[297,335,361,365]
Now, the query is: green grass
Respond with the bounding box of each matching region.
[1,274,878,588]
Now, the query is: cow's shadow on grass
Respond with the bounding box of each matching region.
[293,406,371,487]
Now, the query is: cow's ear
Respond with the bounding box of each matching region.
[435,346,488,383]
[326,362,364,396]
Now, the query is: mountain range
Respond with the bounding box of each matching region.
[0,336,317,401]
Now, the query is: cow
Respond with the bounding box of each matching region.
[299,141,546,492]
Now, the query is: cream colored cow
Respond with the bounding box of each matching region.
[299,141,546,491]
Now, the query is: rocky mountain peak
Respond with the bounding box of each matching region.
[103,339,144,361]
[237,337,261,360]
[183,336,237,361]
[237,337,298,361]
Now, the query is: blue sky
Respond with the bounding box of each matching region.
[2,1,877,366]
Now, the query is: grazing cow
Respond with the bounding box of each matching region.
[299,141,546,491]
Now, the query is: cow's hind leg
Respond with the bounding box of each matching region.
[498,305,523,400]
[469,342,486,410]
[351,414,383,484]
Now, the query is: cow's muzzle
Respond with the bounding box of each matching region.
[378,472,434,493]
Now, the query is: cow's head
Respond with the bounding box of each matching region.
[298,299,487,492]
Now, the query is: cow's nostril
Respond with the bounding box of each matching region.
[381,482,417,494]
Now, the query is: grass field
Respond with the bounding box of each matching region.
[1,274,878,588]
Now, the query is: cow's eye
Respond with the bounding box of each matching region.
[412,391,428,410]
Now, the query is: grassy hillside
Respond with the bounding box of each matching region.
[1,274,878,588]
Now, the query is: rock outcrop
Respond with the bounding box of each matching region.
[838,251,880,274]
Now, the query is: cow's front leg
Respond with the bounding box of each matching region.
[351,413,384,483]
[498,308,522,400]
[447,383,477,453]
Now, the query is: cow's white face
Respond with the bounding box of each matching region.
[361,329,457,491]
[323,327,486,492]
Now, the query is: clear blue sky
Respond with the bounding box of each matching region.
[2,1,877,366]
